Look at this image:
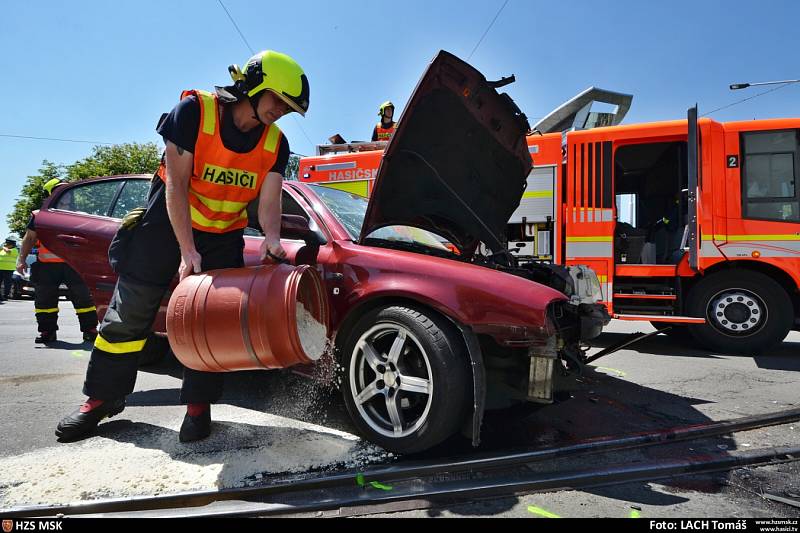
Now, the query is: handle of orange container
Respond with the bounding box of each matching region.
[264,250,291,265]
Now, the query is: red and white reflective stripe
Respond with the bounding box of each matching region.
[613,294,678,300]
[614,314,706,324]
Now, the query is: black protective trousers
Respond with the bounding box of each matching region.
[0,270,12,298]
[82,177,245,403]
[32,261,98,333]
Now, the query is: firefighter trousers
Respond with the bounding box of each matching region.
[0,270,12,298]
[32,262,98,333]
[82,177,245,403]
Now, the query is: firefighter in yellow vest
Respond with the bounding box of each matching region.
[0,236,19,300]
[56,50,310,443]
[16,179,99,343]
[371,101,397,141]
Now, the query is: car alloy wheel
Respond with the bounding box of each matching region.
[341,306,471,454]
[349,323,433,438]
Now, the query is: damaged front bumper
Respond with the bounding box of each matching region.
[525,299,609,405]
[550,298,610,345]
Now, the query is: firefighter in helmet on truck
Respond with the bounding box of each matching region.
[372,101,397,141]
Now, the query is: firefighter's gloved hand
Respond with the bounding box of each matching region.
[120,208,146,230]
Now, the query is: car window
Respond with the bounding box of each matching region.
[282,191,311,221]
[110,180,151,219]
[246,191,311,235]
[309,185,366,239]
[309,184,450,251]
[54,181,122,217]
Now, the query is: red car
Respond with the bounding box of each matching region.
[34,52,608,454]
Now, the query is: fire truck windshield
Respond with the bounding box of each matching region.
[309,185,452,253]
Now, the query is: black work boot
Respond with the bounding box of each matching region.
[35,331,57,344]
[179,405,211,443]
[82,329,98,342]
[55,398,126,442]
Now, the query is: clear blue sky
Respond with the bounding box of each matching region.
[2,0,799,239]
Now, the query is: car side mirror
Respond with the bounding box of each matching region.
[280,214,326,247]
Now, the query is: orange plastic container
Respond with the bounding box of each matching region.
[166,264,329,372]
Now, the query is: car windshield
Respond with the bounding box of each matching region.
[308,185,451,252]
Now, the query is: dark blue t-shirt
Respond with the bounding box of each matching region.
[156,95,290,176]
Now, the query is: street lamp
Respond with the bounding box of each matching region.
[730,79,800,90]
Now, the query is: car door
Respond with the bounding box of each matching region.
[242,189,330,266]
[35,176,151,307]
[39,179,327,335]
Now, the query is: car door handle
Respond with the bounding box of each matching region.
[57,234,89,246]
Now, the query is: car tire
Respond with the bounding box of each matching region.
[138,333,171,366]
[341,305,471,454]
[686,270,793,355]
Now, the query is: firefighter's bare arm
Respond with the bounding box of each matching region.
[258,171,286,262]
[164,141,202,280]
[17,229,36,274]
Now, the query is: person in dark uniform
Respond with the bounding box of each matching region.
[371,101,397,141]
[55,50,309,443]
[16,179,99,343]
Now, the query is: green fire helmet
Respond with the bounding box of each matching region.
[234,50,310,116]
[43,178,62,195]
[378,101,395,117]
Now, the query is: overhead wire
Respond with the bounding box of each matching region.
[216,0,317,150]
[0,134,114,145]
[703,81,799,116]
[467,0,510,61]
[216,0,255,54]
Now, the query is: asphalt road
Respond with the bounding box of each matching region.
[0,297,798,517]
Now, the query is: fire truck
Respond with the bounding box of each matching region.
[298,88,800,354]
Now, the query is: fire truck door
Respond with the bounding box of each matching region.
[687,106,699,271]
[564,138,616,304]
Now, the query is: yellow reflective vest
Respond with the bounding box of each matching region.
[0,247,19,271]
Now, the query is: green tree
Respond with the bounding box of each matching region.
[285,153,300,181]
[6,142,161,236]
[65,143,161,216]
[6,161,63,236]
[66,143,160,181]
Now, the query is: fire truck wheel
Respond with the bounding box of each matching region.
[686,270,793,355]
[341,305,471,454]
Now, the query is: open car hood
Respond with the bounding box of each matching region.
[358,51,533,255]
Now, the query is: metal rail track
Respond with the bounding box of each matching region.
[5,408,799,518]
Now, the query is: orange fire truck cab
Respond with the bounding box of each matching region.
[299,108,800,355]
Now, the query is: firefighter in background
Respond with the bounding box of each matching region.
[56,50,309,444]
[371,101,397,141]
[16,179,99,343]
[0,236,19,300]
